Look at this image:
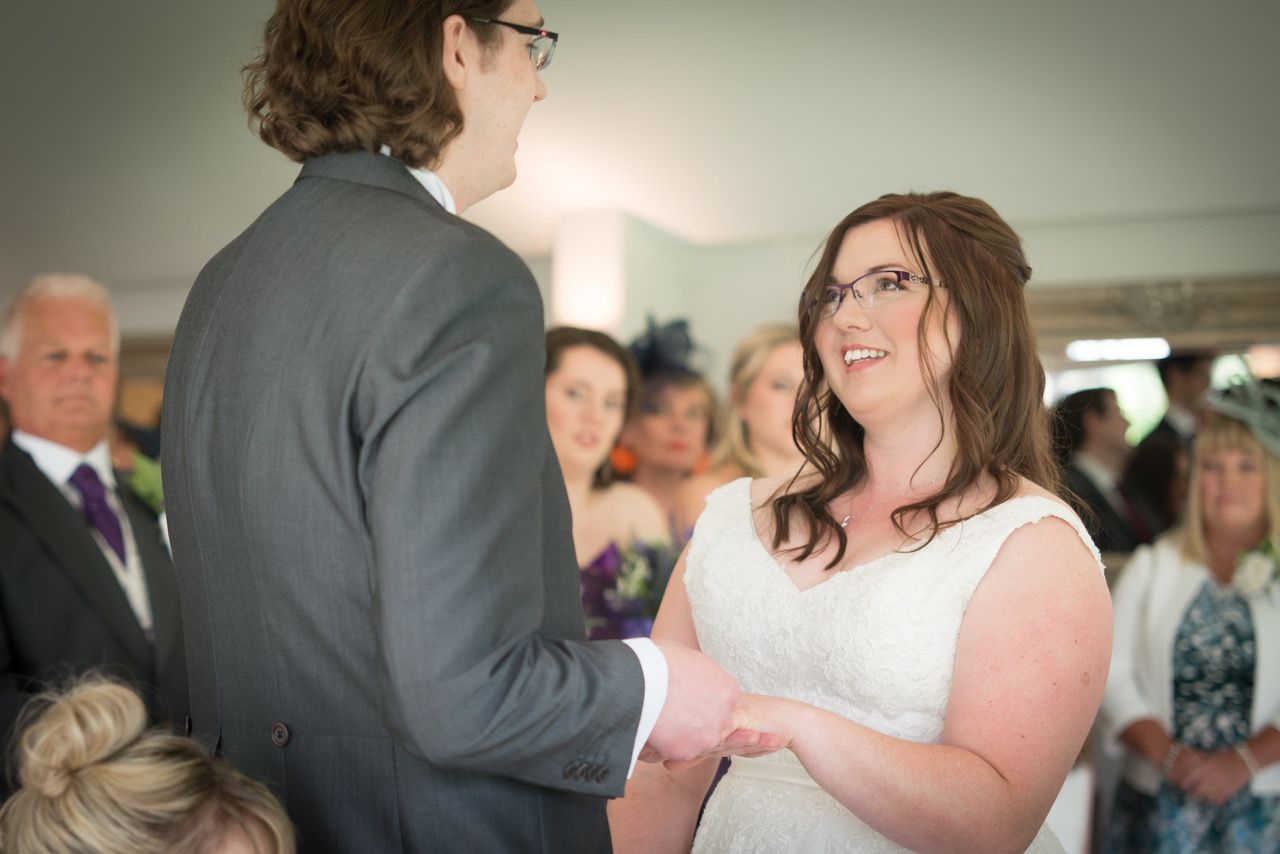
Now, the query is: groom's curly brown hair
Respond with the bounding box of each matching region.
[244,0,512,169]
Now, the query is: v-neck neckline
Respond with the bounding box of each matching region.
[739,482,1048,594]
[742,484,911,593]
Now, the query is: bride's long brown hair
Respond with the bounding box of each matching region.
[772,192,1059,568]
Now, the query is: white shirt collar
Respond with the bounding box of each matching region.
[378,145,456,214]
[1165,404,1197,439]
[11,431,116,490]
[1072,450,1118,494]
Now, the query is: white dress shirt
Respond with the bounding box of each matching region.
[1165,404,1198,441]
[377,145,669,773]
[11,431,154,633]
[378,145,457,214]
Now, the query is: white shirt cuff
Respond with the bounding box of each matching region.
[621,637,668,778]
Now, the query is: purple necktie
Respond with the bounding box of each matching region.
[68,464,126,564]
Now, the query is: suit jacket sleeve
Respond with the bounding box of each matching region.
[354,228,644,795]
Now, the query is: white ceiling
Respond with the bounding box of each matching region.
[2,1,1278,304]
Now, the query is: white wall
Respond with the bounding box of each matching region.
[87,206,1280,387]
[1020,209,1280,285]
[540,207,1280,393]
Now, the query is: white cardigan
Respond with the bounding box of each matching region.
[1102,536,1280,794]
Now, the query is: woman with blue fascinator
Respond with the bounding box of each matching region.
[619,319,718,539]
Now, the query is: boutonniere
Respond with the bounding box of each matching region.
[1234,538,1279,598]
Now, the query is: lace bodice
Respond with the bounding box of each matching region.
[685,477,1102,853]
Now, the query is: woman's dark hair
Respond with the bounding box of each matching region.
[545,327,641,489]
[244,0,512,168]
[774,191,1058,568]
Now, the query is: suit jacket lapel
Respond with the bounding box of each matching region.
[0,441,152,666]
[1071,468,1135,551]
[119,487,179,672]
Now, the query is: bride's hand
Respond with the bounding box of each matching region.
[730,693,772,730]
[732,694,797,749]
[661,694,792,771]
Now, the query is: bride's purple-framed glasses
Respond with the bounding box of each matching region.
[815,269,942,319]
[467,17,559,71]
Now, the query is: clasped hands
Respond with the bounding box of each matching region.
[640,641,787,770]
[1165,745,1253,806]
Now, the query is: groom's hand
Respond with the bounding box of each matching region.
[642,640,745,763]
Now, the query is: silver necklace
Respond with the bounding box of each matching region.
[835,474,943,530]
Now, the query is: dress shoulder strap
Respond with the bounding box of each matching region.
[962,495,1105,576]
[684,477,754,584]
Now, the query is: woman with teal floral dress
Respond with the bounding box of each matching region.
[543,328,674,640]
[1103,376,1280,852]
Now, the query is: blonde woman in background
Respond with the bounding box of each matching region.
[1102,377,1280,852]
[675,325,806,536]
[0,677,295,853]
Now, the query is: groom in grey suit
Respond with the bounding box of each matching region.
[162,0,759,850]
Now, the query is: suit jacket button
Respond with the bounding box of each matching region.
[562,761,580,780]
[270,723,290,747]
[595,766,609,783]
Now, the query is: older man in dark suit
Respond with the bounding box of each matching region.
[0,275,187,791]
[161,1,763,851]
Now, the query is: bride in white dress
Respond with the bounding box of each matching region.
[610,192,1112,853]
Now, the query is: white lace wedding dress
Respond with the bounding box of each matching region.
[685,478,1102,853]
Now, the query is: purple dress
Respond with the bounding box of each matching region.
[579,541,675,640]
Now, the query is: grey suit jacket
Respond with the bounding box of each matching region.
[162,152,644,852]
[0,438,188,794]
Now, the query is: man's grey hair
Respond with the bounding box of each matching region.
[0,274,121,361]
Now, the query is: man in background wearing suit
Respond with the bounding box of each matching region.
[1053,387,1156,553]
[162,1,761,850]
[0,275,187,791]
[1144,351,1214,449]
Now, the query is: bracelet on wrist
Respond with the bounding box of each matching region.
[1235,743,1261,777]
[1161,742,1184,777]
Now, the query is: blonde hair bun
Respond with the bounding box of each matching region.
[1,676,296,853]
[15,680,148,799]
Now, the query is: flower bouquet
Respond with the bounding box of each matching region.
[580,540,678,640]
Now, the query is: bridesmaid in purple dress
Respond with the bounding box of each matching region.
[544,328,673,640]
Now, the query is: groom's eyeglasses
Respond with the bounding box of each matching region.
[467,18,559,71]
